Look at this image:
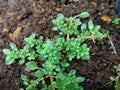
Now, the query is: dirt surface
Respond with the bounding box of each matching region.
[0,0,120,90]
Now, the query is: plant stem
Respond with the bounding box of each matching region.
[67,34,70,40]
[108,35,118,56]
[67,18,74,40]
[81,35,106,40]
[50,75,55,90]
[115,73,120,85]
[74,14,80,18]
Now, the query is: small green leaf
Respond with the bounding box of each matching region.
[114,64,120,73]
[2,49,11,55]
[20,88,24,90]
[94,25,100,31]
[5,57,14,65]
[28,51,35,60]
[57,13,64,19]
[10,43,17,51]
[19,60,25,65]
[68,70,76,76]
[30,80,39,87]
[53,27,58,31]
[21,74,28,81]
[115,83,120,90]
[26,87,38,90]
[79,12,90,18]
[112,18,120,25]
[110,77,115,81]
[52,19,56,24]
[61,60,69,67]
[69,55,74,61]
[74,19,81,25]
[55,66,61,72]
[23,81,29,86]
[77,77,85,82]
[30,33,36,38]
[33,70,45,78]
[65,18,71,24]
[81,23,87,30]
[88,20,94,30]
[102,29,109,37]
[43,61,52,69]
[26,61,39,70]
[77,55,80,59]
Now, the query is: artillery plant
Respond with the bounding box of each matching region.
[3,11,109,90]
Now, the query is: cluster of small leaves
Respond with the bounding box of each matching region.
[2,33,42,65]
[52,12,109,60]
[20,74,40,90]
[3,33,84,90]
[3,11,109,90]
[21,70,85,90]
[64,38,90,61]
[52,12,108,39]
[112,18,120,25]
[55,70,84,90]
[110,64,120,90]
[52,12,89,35]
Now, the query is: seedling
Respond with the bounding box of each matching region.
[110,64,120,90]
[3,12,109,90]
[112,18,120,25]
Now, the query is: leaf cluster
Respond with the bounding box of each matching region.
[112,18,120,25]
[3,11,109,90]
[110,64,120,90]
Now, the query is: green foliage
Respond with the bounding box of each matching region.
[21,74,39,90]
[112,18,120,25]
[114,64,120,73]
[110,64,120,90]
[55,71,84,90]
[2,43,19,65]
[26,61,39,71]
[3,11,109,90]
[79,11,90,18]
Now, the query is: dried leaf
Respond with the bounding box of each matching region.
[100,16,112,23]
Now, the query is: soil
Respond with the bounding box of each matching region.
[0,0,120,90]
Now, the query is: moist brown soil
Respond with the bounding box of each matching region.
[0,0,120,90]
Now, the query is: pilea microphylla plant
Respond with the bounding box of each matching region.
[3,11,109,90]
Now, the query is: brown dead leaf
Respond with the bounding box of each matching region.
[9,27,22,41]
[2,28,9,33]
[56,8,62,12]
[100,16,112,23]
[91,2,96,7]
[101,3,105,10]
[0,17,5,23]
[39,0,44,3]
[0,36,2,43]
[41,8,45,12]
[32,2,36,7]
[16,16,21,21]
[6,12,16,16]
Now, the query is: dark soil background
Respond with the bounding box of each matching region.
[0,0,120,90]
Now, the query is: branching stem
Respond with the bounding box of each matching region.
[50,75,55,90]
[108,35,118,56]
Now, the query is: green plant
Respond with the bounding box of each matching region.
[3,12,109,90]
[112,18,120,25]
[109,64,120,90]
